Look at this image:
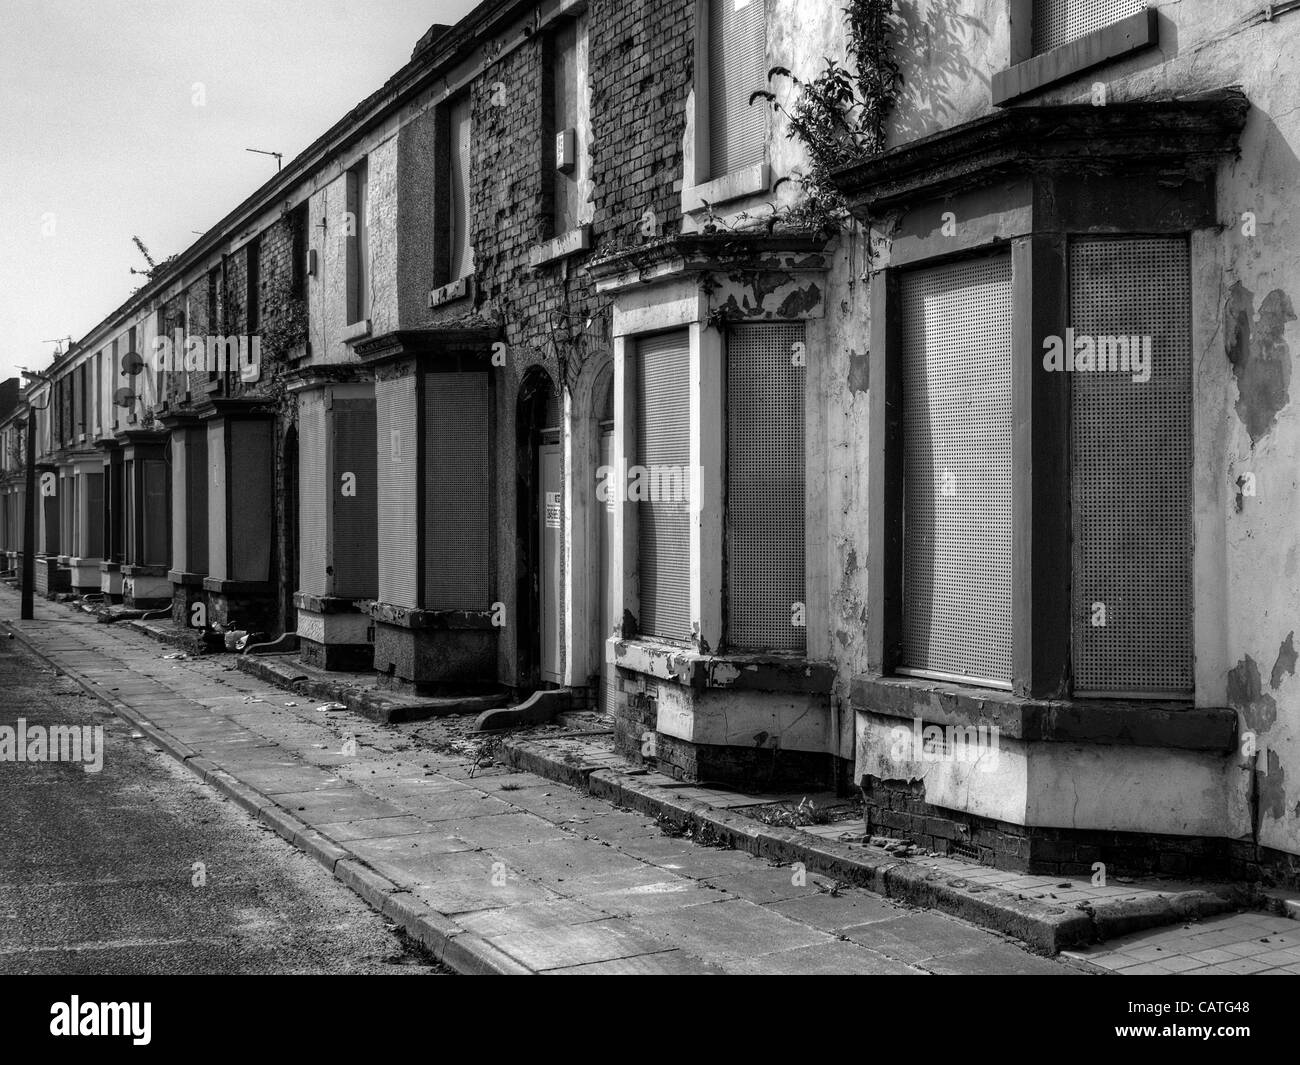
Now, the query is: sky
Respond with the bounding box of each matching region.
[0,0,479,385]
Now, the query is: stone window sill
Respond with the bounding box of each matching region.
[529,225,592,268]
[341,318,372,344]
[429,277,474,308]
[992,8,1158,106]
[368,601,498,630]
[851,673,1234,751]
[683,163,770,214]
[613,637,833,693]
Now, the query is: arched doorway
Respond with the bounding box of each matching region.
[280,423,298,635]
[593,364,615,713]
[515,367,561,691]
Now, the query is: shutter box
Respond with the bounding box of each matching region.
[900,253,1014,688]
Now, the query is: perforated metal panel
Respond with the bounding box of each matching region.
[1069,237,1192,695]
[901,254,1013,686]
[142,458,168,567]
[376,374,419,608]
[636,330,692,642]
[186,426,208,574]
[424,373,490,610]
[709,0,767,179]
[332,400,378,598]
[1032,0,1145,54]
[726,322,805,653]
[450,97,473,280]
[84,472,104,559]
[298,395,328,595]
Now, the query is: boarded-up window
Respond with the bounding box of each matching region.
[900,254,1014,687]
[84,472,105,559]
[142,458,168,566]
[345,165,367,324]
[333,399,378,598]
[376,374,419,608]
[636,330,692,642]
[449,97,473,281]
[726,322,805,653]
[298,394,328,595]
[1032,0,1145,54]
[424,373,490,609]
[1069,236,1192,696]
[708,0,767,179]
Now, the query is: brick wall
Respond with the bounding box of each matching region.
[408,0,694,394]
[862,776,1300,887]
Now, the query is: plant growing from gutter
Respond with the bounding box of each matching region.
[750,0,902,228]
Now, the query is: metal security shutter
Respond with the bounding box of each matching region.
[424,373,490,609]
[332,400,378,598]
[901,254,1013,687]
[450,97,473,281]
[1033,0,1145,54]
[1069,237,1192,695]
[142,458,168,566]
[186,426,208,574]
[376,375,419,608]
[726,322,805,652]
[708,0,767,179]
[298,395,328,596]
[636,330,692,642]
[85,473,104,559]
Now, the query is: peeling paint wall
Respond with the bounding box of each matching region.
[691,0,1300,855]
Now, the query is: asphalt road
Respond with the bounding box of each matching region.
[0,635,446,975]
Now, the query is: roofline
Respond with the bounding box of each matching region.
[45,0,538,375]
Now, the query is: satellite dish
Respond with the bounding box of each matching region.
[113,387,137,407]
[120,350,144,376]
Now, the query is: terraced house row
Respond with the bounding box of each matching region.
[3,0,1299,887]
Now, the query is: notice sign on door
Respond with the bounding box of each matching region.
[545,491,561,528]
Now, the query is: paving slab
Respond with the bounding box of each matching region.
[0,588,1094,975]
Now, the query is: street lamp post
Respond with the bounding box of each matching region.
[21,406,35,620]
[19,369,52,621]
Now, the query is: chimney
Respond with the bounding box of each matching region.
[412,23,452,61]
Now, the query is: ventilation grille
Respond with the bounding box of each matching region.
[901,254,1014,686]
[636,330,692,642]
[424,373,490,610]
[726,322,806,653]
[376,375,419,608]
[709,0,767,179]
[332,400,378,599]
[1069,237,1192,695]
[1032,0,1145,54]
[298,396,328,596]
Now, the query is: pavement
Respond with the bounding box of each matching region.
[0,585,1085,975]
[0,627,446,975]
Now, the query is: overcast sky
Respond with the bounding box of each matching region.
[0,0,478,385]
